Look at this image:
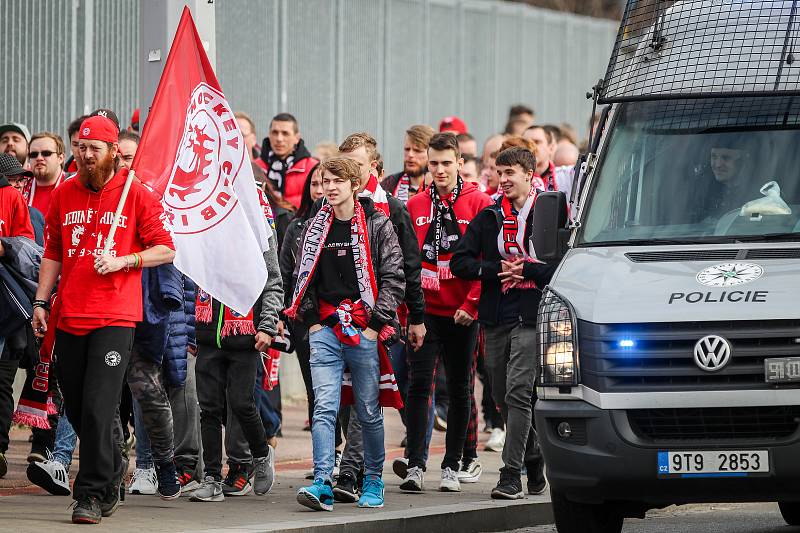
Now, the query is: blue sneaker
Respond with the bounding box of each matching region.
[357,475,384,508]
[297,479,334,511]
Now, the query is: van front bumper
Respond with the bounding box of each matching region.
[534,399,800,506]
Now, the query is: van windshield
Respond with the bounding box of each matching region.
[578,97,800,246]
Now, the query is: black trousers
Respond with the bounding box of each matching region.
[406,314,478,471]
[195,344,267,480]
[0,359,18,454]
[55,326,133,500]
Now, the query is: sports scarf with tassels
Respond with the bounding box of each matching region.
[195,186,274,338]
[497,185,542,293]
[420,176,463,291]
[13,294,59,429]
[284,199,402,409]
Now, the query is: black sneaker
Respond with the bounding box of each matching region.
[526,461,547,495]
[178,464,201,493]
[222,463,252,496]
[333,472,359,503]
[72,496,102,524]
[100,484,120,517]
[155,461,181,500]
[491,472,524,500]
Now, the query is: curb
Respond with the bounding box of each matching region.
[188,498,553,533]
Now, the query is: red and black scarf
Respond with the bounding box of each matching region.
[392,173,411,203]
[196,288,257,337]
[497,187,541,293]
[533,161,558,193]
[13,295,58,429]
[421,176,463,291]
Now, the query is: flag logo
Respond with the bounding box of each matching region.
[164,82,245,235]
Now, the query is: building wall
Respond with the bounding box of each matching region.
[1,0,616,171]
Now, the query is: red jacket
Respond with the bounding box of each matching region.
[44,169,174,332]
[0,183,34,240]
[407,181,492,318]
[282,156,317,209]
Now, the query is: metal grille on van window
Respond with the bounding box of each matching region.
[599,0,800,103]
[625,250,739,263]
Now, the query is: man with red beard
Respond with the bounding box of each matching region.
[31,115,175,524]
[381,125,435,203]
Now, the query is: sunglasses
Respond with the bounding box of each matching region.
[29,150,57,159]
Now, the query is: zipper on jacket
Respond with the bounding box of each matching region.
[216,304,224,349]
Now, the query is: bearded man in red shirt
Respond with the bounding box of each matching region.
[31,116,175,524]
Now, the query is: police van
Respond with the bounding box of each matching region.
[531,1,800,531]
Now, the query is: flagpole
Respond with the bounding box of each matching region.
[102,169,137,256]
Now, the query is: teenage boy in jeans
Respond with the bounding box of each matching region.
[451,146,556,498]
[287,157,404,511]
[401,133,492,493]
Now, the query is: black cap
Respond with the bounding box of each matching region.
[90,108,120,130]
[0,153,33,178]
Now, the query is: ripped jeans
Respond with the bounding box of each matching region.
[309,326,384,483]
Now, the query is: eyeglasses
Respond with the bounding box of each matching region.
[29,150,57,159]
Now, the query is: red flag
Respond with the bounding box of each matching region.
[133,7,273,315]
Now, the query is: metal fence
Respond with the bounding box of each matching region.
[0,0,616,171]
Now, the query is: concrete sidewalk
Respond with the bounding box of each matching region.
[0,392,552,531]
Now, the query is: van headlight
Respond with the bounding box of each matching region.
[538,288,580,386]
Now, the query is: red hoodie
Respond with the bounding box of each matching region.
[0,183,34,240]
[44,168,174,333]
[407,181,491,318]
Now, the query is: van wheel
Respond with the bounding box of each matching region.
[551,490,624,533]
[779,501,800,525]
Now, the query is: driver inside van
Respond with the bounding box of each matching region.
[692,135,760,219]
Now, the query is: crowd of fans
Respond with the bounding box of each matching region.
[0,102,584,523]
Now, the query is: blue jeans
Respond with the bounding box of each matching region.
[51,413,77,467]
[133,398,154,469]
[309,326,384,483]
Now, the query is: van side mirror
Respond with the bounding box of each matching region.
[532,191,570,262]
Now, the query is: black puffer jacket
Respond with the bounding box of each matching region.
[291,198,405,331]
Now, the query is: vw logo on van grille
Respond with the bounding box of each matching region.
[694,335,732,372]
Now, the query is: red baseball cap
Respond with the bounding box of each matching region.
[439,116,468,135]
[79,116,119,144]
[130,108,140,130]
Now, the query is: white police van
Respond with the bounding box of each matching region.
[531,1,800,531]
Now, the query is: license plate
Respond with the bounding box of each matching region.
[657,450,769,477]
[765,357,800,383]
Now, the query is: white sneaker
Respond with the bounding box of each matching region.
[128,467,158,495]
[457,459,482,483]
[399,466,425,492]
[439,467,461,492]
[333,450,342,479]
[485,428,506,452]
[26,459,70,496]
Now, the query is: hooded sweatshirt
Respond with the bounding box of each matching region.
[406,180,492,318]
[43,168,174,333]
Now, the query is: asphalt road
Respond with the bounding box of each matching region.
[508,502,800,533]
